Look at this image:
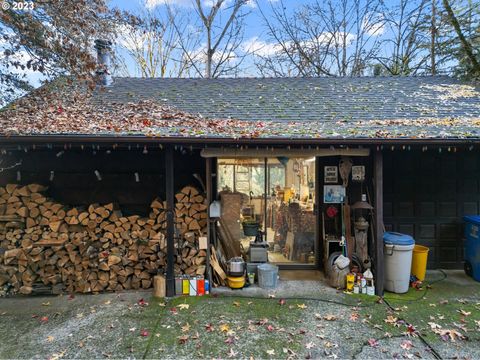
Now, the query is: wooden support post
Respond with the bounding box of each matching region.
[374,149,384,296]
[205,157,212,288]
[165,145,175,297]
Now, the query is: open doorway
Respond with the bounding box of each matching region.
[217,157,317,267]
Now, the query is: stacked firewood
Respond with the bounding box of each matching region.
[0,184,207,295]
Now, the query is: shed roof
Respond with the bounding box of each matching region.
[1,76,480,141]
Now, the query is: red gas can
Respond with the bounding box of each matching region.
[197,277,205,296]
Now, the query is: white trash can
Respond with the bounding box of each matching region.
[383,232,415,293]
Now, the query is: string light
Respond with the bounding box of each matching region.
[94,170,102,181]
[134,172,140,182]
[56,150,64,157]
[49,171,55,181]
[16,171,21,182]
[143,146,148,154]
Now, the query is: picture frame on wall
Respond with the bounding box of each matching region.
[352,165,365,181]
[324,166,338,183]
[323,185,345,204]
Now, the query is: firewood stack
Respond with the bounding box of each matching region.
[0,184,207,295]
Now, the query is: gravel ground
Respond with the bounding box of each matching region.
[0,271,478,359]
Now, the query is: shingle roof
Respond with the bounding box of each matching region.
[1,76,480,140]
[95,76,480,123]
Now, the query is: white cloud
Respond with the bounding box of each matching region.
[145,0,192,9]
[242,36,282,57]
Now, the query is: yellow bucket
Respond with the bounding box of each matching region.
[411,245,429,281]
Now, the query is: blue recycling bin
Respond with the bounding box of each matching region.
[463,216,480,281]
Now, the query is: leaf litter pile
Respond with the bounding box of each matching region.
[1,79,480,139]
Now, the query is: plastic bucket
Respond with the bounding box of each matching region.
[411,245,429,281]
[258,264,279,289]
[384,243,414,293]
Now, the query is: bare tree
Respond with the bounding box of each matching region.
[117,9,184,78]
[374,0,431,75]
[168,0,251,78]
[254,0,385,77]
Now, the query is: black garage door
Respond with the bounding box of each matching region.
[383,149,478,269]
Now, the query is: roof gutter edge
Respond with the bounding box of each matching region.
[0,135,478,146]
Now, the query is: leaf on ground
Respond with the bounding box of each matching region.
[103,300,111,305]
[297,303,307,309]
[40,316,49,323]
[257,318,269,325]
[42,302,50,306]
[439,299,449,305]
[314,313,322,320]
[324,315,337,321]
[305,342,315,349]
[227,348,237,358]
[266,324,275,332]
[181,323,191,333]
[401,340,413,350]
[137,298,148,307]
[47,336,55,342]
[279,298,286,306]
[266,349,275,356]
[177,335,189,344]
[224,336,235,345]
[232,301,240,307]
[129,327,136,332]
[368,338,379,348]
[268,294,276,298]
[405,324,418,337]
[383,315,398,325]
[350,313,359,322]
[219,323,230,333]
[178,303,190,310]
[428,322,442,330]
[140,329,149,337]
[158,302,166,307]
[205,323,214,332]
[436,329,466,342]
[458,309,471,316]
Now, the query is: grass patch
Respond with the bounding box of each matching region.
[141,295,314,359]
[358,272,480,346]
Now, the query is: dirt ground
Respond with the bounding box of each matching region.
[0,270,478,359]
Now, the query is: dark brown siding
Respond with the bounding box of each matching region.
[0,147,204,216]
[383,149,477,269]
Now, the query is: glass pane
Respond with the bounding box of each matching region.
[266,157,316,264]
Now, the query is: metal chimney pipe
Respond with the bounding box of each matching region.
[94,39,113,86]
